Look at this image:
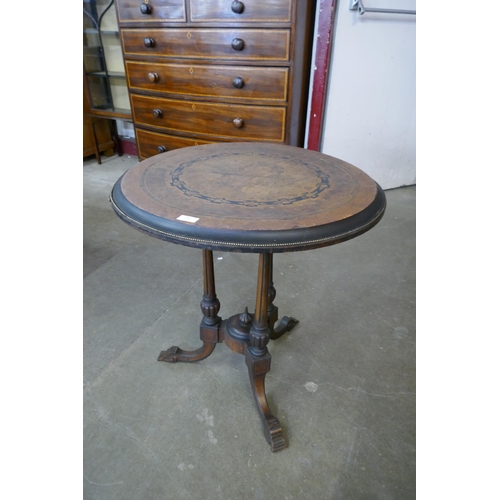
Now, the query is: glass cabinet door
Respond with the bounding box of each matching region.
[83,0,131,117]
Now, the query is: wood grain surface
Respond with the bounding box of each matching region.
[121,28,290,61]
[111,142,386,252]
[125,60,288,102]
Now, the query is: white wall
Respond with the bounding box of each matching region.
[318,0,416,189]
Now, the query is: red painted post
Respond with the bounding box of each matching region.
[307,0,337,151]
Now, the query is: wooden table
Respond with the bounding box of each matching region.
[110,142,386,452]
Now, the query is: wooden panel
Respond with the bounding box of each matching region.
[131,94,286,141]
[135,128,215,159]
[83,73,115,159]
[116,0,186,23]
[125,61,288,101]
[121,28,290,61]
[190,0,292,22]
[83,118,114,157]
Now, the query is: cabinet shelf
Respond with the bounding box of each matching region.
[88,107,131,120]
[85,70,127,78]
[84,28,119,35]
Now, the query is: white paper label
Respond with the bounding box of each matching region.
[176,215,200,223]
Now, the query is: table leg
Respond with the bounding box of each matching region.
[245,252,288,452]
[158,249,222,362]
[267,253,299,340]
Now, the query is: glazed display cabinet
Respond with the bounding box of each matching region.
[84,0,132,119]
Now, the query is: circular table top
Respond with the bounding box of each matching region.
[110,142,386,253]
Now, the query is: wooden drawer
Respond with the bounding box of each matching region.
[121,28,290,61]
[125,61,288,102]
[116,0,186,23]
[135,129,214,159]
[190,0,292,22]
[131,94,286,141]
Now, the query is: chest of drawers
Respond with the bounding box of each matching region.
[116,0,317,159]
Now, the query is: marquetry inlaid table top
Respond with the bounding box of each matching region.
[110,142,386,253]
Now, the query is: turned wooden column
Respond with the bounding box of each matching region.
[249,253,272,356]
[200,249,220,327]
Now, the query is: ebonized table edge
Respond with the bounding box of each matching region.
[110,174,386,253]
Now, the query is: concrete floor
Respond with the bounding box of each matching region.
[83,153,415,500]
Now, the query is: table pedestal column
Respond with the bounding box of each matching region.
[157,250,298,451]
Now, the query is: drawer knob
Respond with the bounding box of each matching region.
[232,77,244,89]
[231,38,245,51]
[148,72,159,82]
[144,37,155,48]
[158,146,167,153]
[152,108,163,118]
[233,118,244,129]
[231,1,245,14]
[140,3,152,15]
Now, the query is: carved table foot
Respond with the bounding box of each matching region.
[269,316,299,340]
[158,249,221,364]
[158,341,216,363]
[267,253,299,341]
[244,344,287,452]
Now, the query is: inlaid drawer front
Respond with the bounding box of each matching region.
[190,0,292,22]
[116,0,186,23]
[126,61,288,101]
[136,129,214,159]
[121,29,290,61]
[131,94,286,141]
